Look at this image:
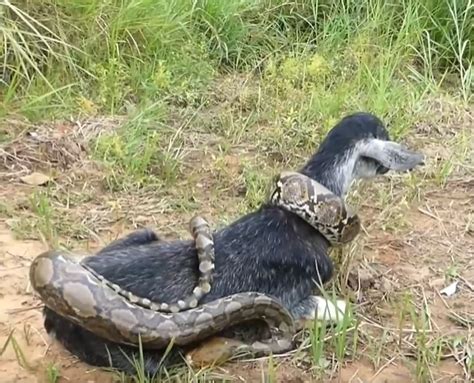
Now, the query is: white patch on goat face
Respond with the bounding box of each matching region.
[338,140,383,194]
[352,140,382,179]
[317,138,394,197]
[332,148,359,196]
[353,157,379,179]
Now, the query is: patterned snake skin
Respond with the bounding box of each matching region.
[82,216,215,313]
[269,171,360,244]
[29,171,360,355]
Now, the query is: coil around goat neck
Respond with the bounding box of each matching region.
[269,171,361,245]
[83,215,215,313]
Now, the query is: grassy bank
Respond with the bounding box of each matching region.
[1,0,471,117]
[2,0,471,189]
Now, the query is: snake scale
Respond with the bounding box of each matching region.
[82,215,215,313]
[29,171,361,354]
[270,171,361,244]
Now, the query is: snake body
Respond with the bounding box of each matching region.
[269,171,360,244]
[30,171,360,354]
[30,250,294,353]
[82,216,215,313]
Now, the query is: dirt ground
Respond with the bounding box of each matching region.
[0,105,472,382]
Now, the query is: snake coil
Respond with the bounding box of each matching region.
[82,216,215,313]
[30,171,360,355]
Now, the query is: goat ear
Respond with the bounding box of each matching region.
[360,139,425,172]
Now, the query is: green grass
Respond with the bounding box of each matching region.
[2,1,471,193]
[46,364,61,383]
[1,0,471,121]
[29,188,57,244]
[306,289,358,379]
[91,102,184,190]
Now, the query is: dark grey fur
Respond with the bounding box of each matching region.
[42,112,424,376]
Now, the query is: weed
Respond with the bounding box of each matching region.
[46,364,60,383]
[333,302,355,362]
[310,318,329,371]
[306,284,358,379]
[93,103,183,189]
[434,158,455,187]
[394,291,447,383]
[263,354,277,383]
[0,330,34,371]
[29,188,57,245]
[239,162,273,211]
[0,200,14,217]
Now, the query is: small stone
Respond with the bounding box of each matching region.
[20,172,52,186]
[347,268,375,291]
